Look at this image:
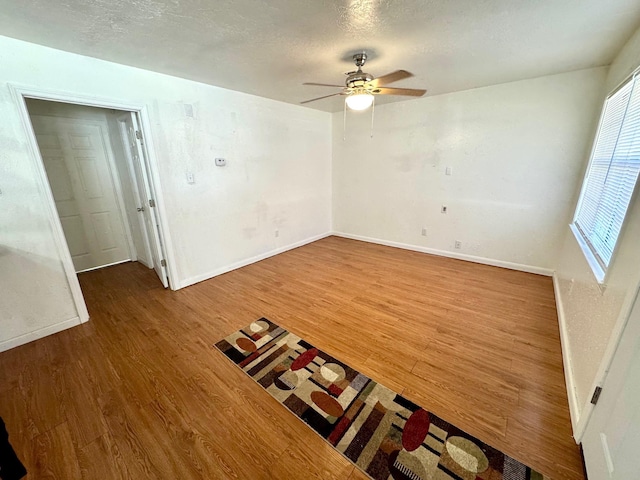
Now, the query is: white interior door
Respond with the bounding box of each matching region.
[582,288,640,479]
[116,114,152,268]
[31,115,132,272]
[119,112,169,288]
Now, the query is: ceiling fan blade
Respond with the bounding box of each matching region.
[303,82,345,88]
[369,70,413,88]
[374,86,426,97]
[300,92,345,104]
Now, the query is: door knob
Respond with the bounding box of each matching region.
[137,207,145,212]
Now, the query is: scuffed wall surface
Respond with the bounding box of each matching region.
[332,68,606,270]
[0,35,331,348]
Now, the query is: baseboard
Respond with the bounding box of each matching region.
[76,258,132,273]
[0,316,83,353]
[178,232,332,289]
[552,273,581,441]
[332,232,554,276]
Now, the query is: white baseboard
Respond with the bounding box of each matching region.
[178,232,332,289]
[552,273,582,442]
[332,232,554,276]
[0,316,84,353]
[76,258,132,273]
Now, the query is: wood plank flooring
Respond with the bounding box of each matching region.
[0,236,584,479]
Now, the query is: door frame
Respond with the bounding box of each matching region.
[9,84,178,322]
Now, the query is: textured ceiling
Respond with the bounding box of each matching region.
[1,0,639,112]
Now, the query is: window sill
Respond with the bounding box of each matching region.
[569,223,607,290]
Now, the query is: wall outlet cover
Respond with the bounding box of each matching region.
[215,158,226,166]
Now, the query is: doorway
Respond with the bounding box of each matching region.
[28,100,136,272]
[23,98,170,301]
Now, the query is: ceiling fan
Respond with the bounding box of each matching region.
[301,52,427,110]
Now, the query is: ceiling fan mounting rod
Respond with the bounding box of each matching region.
[346,52,372,88]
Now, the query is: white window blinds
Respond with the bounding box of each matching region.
[573,73,640,279]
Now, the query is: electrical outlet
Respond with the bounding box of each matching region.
[441,205,447,214]
[421,227,427,236]
[215,158,226,167]
[186,171,195,184]
[454,240,462,249]
[445,166,452,176]
[275,229,279,238]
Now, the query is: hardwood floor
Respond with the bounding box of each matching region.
[0,236,583,479]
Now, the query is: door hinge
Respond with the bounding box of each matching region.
[135,130,143,140]
[149,199,156,208]
[591,386,603,405]
[160,259,167,267]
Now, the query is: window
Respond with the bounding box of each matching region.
[572,73,640,283]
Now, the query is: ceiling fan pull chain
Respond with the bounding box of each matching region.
[370,96,375,139]
[343,97,347,141]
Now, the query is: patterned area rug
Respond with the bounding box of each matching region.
[215,318,546,480]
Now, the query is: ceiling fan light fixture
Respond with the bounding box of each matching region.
[345,91,374,110]
[301,53,426,108]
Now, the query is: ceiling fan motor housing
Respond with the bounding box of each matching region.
[346,71,373,88]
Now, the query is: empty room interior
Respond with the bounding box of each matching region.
[2,1,640,479]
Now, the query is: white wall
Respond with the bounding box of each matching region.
[555,25,640,433]
[0,36,331,350]
[332,68,607,272]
